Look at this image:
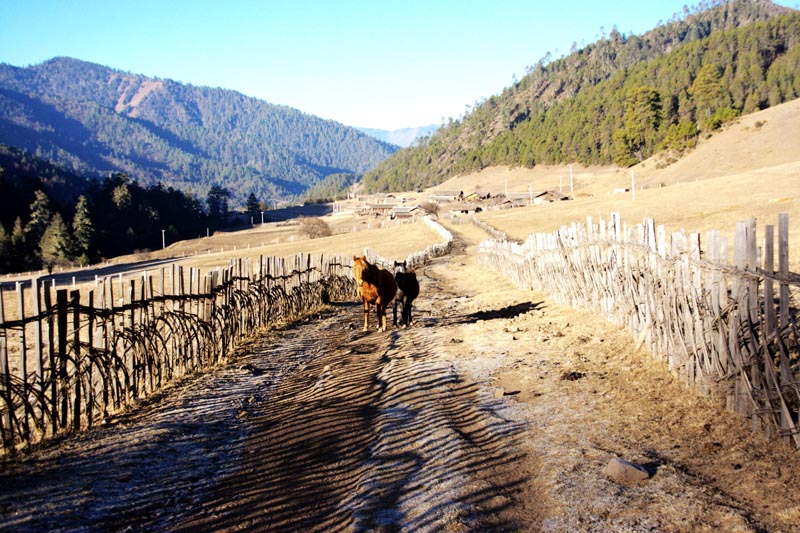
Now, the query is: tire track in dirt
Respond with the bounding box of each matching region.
[0,309,340,531]
[179,271,530,532]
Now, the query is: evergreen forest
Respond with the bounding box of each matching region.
[0,144,216,274]
[302,172,360,203]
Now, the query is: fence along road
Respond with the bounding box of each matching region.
[479,212,800,448]
[0,254,355,453]
[0,217,453,454]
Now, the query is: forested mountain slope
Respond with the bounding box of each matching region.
[362,0,799,193]
[0,144,89,233]
[0,57,398,204]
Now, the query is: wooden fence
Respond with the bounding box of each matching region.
[366,216,454,270]
[0,253,355,453]
[478,213,800,448]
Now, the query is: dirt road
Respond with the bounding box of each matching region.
[2,223,800,532]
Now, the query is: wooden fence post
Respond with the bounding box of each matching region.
[86,291,95,429]
[16,282,29,441]
[43,285,55,436]
[70,290,81,431]
[778,213,789,330]
[0,286,11,449]
[763,225,776,338]
[56,289,68,430]
[31,278,44,432]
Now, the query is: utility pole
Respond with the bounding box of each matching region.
[569,164,574,194]
[161,229,165,249]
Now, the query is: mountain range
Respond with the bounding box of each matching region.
[0,57,398,205]
[356,125,440,148]
[2,0,798,209]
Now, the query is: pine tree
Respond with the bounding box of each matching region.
[40,212,71,274]
[245,192,260,220]
[661,120,699,153]
[10,217,25,249]
[9,216,29,271]
[71,195,94,266]
[206,185,231,228]
[618,86,662,163]
[0,223,9,274]
[25,190,53,246]
[690,63,733,130]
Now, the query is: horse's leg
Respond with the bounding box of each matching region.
[393,299,399,327]
[379,301,389,331]
[382,302,389,331]
[404,300,412,326]
[362,300,370,331]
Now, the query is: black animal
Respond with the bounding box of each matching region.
[393,260,420,327]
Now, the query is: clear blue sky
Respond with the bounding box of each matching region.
[2,0,797,130]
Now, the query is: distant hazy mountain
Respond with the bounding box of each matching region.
[0,57,398,204]
[357,124,439,147]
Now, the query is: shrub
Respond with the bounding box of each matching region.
[298,217,332,239]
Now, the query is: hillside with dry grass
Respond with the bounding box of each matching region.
[428,97,800,270]
[362,2,800,194]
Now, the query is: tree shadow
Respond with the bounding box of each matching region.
[451,301,545,324]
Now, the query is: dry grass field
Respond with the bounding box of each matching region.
[428,97,800,271]
[0,217,442,321]
[104,216,440,275]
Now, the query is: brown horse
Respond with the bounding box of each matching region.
[393,260,420,327]
[352,256,398,331]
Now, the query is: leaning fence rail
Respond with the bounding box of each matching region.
[479,212,800,448]
[0,253,355,453]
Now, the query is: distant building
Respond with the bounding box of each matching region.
[429,191,461,203]
[464,192,482,202]
[366,204,395,216]
[391,205,420,219]
[358,193,402,205]
[494,192,532,209]
[533,190,570,204]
